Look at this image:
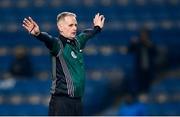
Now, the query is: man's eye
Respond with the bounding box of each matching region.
[69,24,77,27]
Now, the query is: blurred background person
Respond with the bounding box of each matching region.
[9,45,34,78]
[127,27,158,95]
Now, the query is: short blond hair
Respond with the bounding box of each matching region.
[57,12,76,23]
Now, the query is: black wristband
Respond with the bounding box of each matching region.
[94,26,102,33]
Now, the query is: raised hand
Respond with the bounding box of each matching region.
[22,17,40,36]
[93,13,105,28]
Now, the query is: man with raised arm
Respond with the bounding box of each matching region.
[22,12,105,116]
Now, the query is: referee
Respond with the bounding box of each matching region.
[22,12,105,115]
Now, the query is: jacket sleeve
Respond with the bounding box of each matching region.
[77,26,102,49]
[34,32,60,56]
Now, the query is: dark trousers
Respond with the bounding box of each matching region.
[48,94,83,116]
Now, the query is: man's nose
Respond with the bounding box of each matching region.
[73,25,77,31]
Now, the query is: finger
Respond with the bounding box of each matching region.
[94,13,99,20]
[23,21,33,31]
[28,16,37,26]
[28,17,34,23]
[101,16,105,23]
[28,16,38,27]
[96,14,103,22]
[101,18,105,26]
[22,24,28,29]
[22,24,30,31]
[97,13,100,16]
[100,15,105,21]
[24,18,31,25]
[23,20,30,27]
[100,15,104,18]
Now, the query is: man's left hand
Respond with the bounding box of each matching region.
[93,13,105,28]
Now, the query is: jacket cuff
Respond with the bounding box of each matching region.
[33,32,41,37]
[94,26,102,33]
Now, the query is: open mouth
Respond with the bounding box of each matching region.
[72,32,76,35]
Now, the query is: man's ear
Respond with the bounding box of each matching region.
[57,23,62,32]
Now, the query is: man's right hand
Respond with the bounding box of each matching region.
[22,17,40,36]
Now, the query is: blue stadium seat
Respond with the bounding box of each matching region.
[0,104,48,115]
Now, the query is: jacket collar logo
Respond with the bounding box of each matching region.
[71,51,77,59]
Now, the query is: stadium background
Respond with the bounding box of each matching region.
[0,0,180,115]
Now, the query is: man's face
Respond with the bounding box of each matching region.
[57,16,77,39]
